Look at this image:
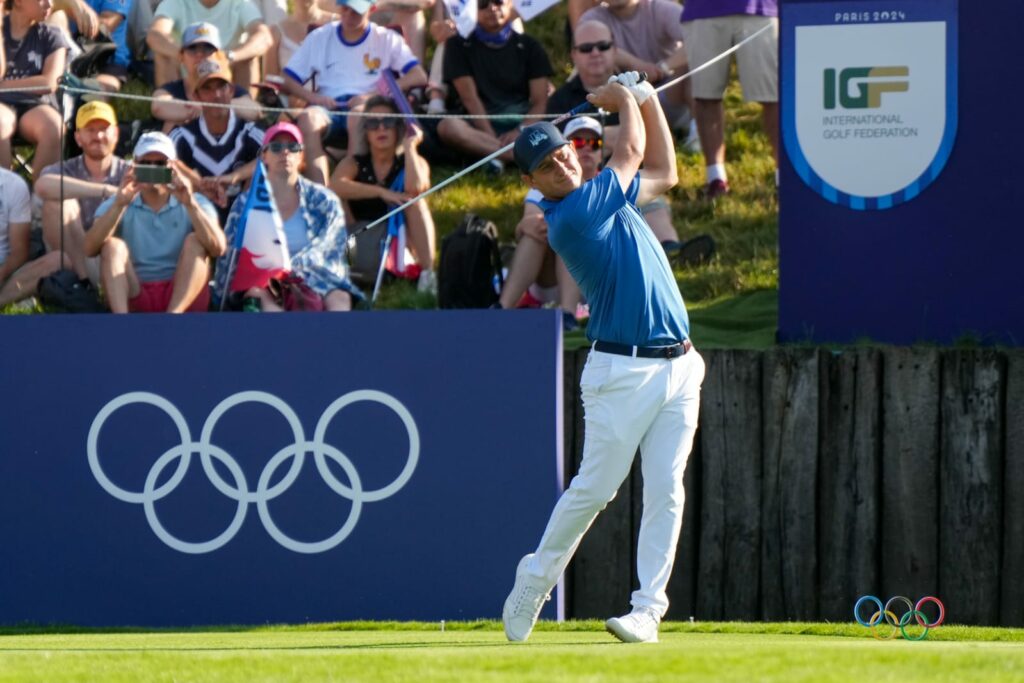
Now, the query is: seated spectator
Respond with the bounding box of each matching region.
[49,0,132,91]
[496,117,604,329]
[147,0,273,88]
[263,0,336,79]
[331,95,436,293]
[370,0,433,63]
[280,0,428,184]
[35,101,128,283]
[168,54,264,220]
[0,0,69,177]
[151,22,258,131]
[0,166,66,308]
[681,0,778,197]
[85,131,224,313]
[580,0,698,145]
[216,122,362,311]
[437,0,552,168]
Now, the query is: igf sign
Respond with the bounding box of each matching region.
[782,0,958,210]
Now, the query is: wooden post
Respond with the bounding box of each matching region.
[761,348,820,621]
[696,350,762,620]
[560,349,577,615]
[881,349,940,601]
[818,349,881,621]
[939,350,1004,626]
[1002,351,1024,627]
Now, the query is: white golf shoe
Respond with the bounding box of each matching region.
[605,607,661,643]
[502,554,550,642]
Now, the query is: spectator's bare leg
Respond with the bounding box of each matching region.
[297,107,331,185]
[42,199,88,278]
[94,75,123,92]
[19,105,63,181]
[100,237,140,313]
[154,52,182,88]
[694,98,726,166]
[555,255,581,315]
[404,202,436,270]
[437,118,513,162]
[0,251,65,307]
[643,205,679,243]
[323,289,352,311]
[231,57,258,91]
[498,236,548,309]
[0,104,14,169]
[761,101,779,164]
[167,233,210,313]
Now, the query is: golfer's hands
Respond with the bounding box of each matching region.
[609,71,655,106]
[586,81,632,113]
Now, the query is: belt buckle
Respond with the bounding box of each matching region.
[663,344,682,359]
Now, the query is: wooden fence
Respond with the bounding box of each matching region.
[561,347,1024,626]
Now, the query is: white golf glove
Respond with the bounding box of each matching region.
[608,70,656,105]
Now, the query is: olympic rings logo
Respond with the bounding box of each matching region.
[854,595,946,641]
[87,390,420,555]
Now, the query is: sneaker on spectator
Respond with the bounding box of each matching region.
[417,269,437,295]
[605,607,661,643]
[675,234,716,268]
[701,178,730,200]
[502,554,550,642]
[486,159,505,175]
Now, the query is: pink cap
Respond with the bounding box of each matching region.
[263,121,303,146]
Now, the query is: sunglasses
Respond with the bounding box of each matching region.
[138,159,168,166]
[266,141,303,154]
[574,40,614,54]
[570,137,602,151]
[364,117,399,130]
[477,0,504,9]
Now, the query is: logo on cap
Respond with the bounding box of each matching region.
[528,130,548,147]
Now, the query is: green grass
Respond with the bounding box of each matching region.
[0,621,1021,682]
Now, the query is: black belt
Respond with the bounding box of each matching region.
[593,339,692,359]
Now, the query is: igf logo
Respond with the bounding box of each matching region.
[823,67,909,109]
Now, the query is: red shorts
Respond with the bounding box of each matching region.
[129,279,210,313]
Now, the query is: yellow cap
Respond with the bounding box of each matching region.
[75,101,118,129]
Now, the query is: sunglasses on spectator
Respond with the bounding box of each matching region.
[570,137,602,151]
[364,117,399,130]
[573,41,614,53]
[477,0,504,9]
[266,141,303,153]
[138,159,169,166]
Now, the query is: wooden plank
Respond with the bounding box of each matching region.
[569,348,633,619]
[696,350,762,620]
[818,349,881,621]
[939,350,1004,626]
[1002,351,1024,627]
[881,348,940,601]
[761,348,819,621]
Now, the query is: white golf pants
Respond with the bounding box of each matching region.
[526,346,705,617]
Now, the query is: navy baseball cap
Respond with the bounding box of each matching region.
[514,122,569,174]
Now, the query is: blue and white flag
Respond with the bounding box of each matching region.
[444,0,477,38]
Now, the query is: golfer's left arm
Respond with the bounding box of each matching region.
[634,91,678,206]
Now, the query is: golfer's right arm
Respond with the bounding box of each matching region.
[589,83,644,193]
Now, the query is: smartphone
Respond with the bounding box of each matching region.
[135,164,172,185]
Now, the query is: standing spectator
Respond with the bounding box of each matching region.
[280,0,427,184]
[35,101,128,283]
[681,0,778,197]
[168,54,264,219]
[263,0,336,78]
[0,0,69,177]
[331,95,436,293]
[437,0,552,168]
[151,22,258,131]
[0,166,66,308]
[147,0,273,88]
[216,122,363,311]
[85,131,224,313]
[580,0,698,145]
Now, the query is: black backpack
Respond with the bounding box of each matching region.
[437,213,504,309]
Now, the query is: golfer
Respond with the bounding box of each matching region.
[502,73,705,644]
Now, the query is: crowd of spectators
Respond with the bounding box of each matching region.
[0,0,777,315]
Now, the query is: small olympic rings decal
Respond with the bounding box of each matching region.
[87,390,420,555]
[854,595,945,640]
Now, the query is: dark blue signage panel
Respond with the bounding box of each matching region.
[780,0,1024,345]
[0,311,563,626]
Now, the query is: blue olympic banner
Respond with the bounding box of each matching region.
[780,0,1024,345]
[0,311,563,626]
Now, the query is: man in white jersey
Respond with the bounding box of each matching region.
[502,72,705,644]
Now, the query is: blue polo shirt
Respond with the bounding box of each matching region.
[541,167,690,346]
[95,193,218,282]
